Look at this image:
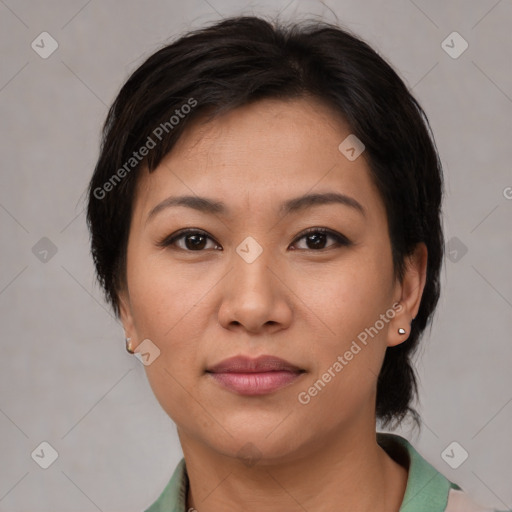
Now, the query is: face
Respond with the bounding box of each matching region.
[119,97,426,463]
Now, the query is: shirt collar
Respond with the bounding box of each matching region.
[145,432,459,512]
[376,433,460,512]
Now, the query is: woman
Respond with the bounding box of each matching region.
[86,15,508,512]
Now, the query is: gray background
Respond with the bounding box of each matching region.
[1,0,511,510]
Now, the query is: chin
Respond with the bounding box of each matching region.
[200,422,309,466]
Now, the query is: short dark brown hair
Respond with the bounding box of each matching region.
[86,15,445,429]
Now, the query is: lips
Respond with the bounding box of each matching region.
[206,355,305,395]
[207,355,303,373]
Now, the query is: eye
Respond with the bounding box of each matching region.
[156,227,351,252]
[157,229,221,251]
[290,227,351,251]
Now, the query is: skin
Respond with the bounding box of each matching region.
[119,96,428,512]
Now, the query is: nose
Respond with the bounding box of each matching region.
[217,243,293,335]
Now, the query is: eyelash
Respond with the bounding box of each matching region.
[156,227,351,252]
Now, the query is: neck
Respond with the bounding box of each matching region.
[180,424,408,512]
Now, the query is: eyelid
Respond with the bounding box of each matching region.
[291,227,350,247]
[156,228,219,250]
[157,227,351,251]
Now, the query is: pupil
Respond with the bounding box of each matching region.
[184,232,328,250]
[187,234,206,250]
[308,233,326,249]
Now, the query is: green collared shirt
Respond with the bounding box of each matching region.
[145,433,507,512]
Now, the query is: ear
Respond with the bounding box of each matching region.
[118,288,138,346]
[387,242,428,348]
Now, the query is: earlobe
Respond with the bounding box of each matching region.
[387,242,428,348]
[387,310,411,348]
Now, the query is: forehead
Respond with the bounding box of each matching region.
[132,97,384,223]
[170,96,351,168]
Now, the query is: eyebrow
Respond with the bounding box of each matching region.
[146,191,366,223]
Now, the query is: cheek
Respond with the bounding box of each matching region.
[127,253,204,338]
[126,233,394,431]
[291,252,393,395]
[128,261,209,426]
[294,254,392,340]
[125,257,199,373]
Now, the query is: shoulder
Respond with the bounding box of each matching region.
[377,432,510,512]
[446,488,510,512]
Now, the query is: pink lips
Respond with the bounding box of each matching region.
[206,355,305,395]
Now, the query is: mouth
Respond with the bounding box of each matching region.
[206,355,306,396]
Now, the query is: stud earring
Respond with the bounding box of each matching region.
[398,328,406,335]
[125,337,135,354]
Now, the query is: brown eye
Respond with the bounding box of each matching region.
[291,228,351,251]
[157,229,221,251]
[157,227,351,252]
